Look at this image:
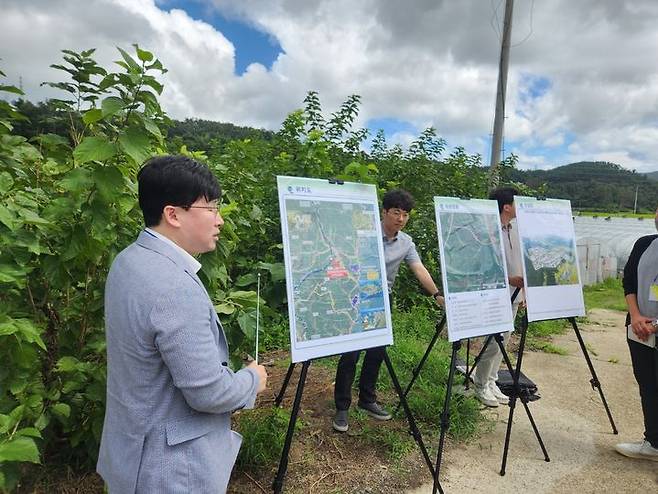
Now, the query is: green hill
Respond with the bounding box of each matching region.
[645,170,658,182]
[509,161,658,213]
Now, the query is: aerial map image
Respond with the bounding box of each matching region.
[438,211,507,293]
[522,235,580,287]
[285,198,388,343]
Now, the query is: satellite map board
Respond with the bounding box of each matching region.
[434,197,514,342]
[278,176,393,362]
[515,196,585,322]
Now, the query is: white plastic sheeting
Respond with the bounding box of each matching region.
[574,216,656,285]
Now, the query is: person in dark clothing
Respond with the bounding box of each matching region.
[615,207,658,461]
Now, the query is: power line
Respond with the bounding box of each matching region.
[511,0,535,47]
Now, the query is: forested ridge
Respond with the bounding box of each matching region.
[510,161,658,212]
[13,99,656,213]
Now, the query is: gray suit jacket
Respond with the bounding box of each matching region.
[97,231,259,493]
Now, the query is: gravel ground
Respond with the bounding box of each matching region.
[409,309,658,494]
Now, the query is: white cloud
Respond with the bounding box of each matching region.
[2,0,658,171]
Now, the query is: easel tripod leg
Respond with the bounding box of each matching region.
[383,351,438,489]
[568,317,618,434]
[273,360,309,493]
[274,362,296,407]
[396,315,446,413]
[495,333,550,464]
[433,342,461,494]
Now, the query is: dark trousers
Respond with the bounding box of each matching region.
[334,346,385,411]
[628,339,658,447]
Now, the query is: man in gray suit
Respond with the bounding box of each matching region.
[98,155,268,493]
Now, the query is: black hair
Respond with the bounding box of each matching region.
[488,186,519,214]
[382,189,415,212]
[137,155,221,227]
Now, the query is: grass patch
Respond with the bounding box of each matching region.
[583,277,626,312]
[381,308,484,441]
[532,342,569,355]
[526,317,569,352]
[576,210,654,219]
[234,407,294,472]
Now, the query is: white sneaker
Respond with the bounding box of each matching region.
[615,440,658,461]
[489,382,509,404]
[474,384,498,408]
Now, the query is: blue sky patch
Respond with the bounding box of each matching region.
[157,0,283,75]
[366,117,417,138]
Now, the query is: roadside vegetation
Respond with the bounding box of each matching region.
[1,46,518,491]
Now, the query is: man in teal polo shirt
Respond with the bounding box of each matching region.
[332,189,443,432]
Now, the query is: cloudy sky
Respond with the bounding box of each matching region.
[2,0,658,172]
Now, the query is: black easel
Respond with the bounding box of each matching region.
[432,311,550,492]
[398,288,519,409]
[498,311,550,476]
[567,316,617,434]
[498,313,618,475]
[394,314,446,413]
[272,348,440,494]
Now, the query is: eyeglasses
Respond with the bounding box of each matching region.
[185,205,221,214]
[386,209,410,220]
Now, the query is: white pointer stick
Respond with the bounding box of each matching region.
[255,272,261,364]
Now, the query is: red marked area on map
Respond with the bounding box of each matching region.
[326,258,349,279]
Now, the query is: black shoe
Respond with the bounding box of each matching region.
[332,410,349,432]
[357,401,392,420]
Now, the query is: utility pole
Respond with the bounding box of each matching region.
[489,0,514,186]
[633,184,638,214]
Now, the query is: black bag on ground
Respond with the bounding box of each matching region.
[496,369,540,402]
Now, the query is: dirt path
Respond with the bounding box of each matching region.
[409,309,658,494]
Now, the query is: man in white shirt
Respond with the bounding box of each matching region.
[473,187,524,407]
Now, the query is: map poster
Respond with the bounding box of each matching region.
[277,176,393,363]
[434,197,515,342]
[514,196,585,322]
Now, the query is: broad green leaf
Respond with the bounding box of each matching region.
[0,84,24,95]
[214,303,236,315]
[116,47,141,72]
[0,436,40,463]
[73,136,117,164]
[118,126,152,165]
[134,44,154,62]
[93,166,124,202]
[15,428,42,439]
[51,403,71,419]
[0,263,28,286]
[141,116,163,141]
[9,380,27,395]
[0,171,14,195]
[259,262,286,282]
[0,205,17,230]
[58,167,93,193]
[7,319,45,349]
[56,356,79,373]
[0,415,10,434]
[16,207,51,227]
[82,108,103,124]
[101,96,124,118]
[237,311,257,337]
[235,273,257,287]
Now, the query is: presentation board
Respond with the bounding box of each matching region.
[277,176,393,362]
[434,197,515,342]
[514,196,585,322]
